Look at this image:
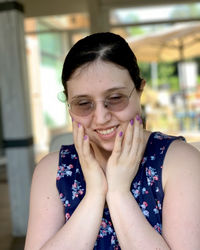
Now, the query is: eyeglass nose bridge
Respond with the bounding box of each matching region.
[92,99,110,112]
[104,99,109,108]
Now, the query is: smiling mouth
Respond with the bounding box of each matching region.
[96,126,118,135]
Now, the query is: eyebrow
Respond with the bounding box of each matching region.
[105,87,127,94]
[71,87,127,100]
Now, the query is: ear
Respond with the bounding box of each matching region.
[140,79,146,91]
[138,79,146,97]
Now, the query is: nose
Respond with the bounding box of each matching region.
[93,101,112,125]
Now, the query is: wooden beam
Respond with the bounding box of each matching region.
[101,0,200,9]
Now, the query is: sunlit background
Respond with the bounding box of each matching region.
[1,1,200,249]
[24,3,200,161]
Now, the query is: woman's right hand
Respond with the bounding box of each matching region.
[72,121,107,196]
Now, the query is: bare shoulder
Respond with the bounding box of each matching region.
[162,139,200,193]
[163,139,200,188]
[162,139,200,249]
[30,151,61,207]
[33,151,60,182]
[36,151,59,169]
[25,151,65,249]
[166,138,200,158]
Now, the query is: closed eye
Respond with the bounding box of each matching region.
[107,95,125,103]
[75,100,92,106]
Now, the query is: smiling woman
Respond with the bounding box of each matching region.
[66,59,143,153]
[25,32,200,250]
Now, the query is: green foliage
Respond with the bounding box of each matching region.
[158,62,175,82]
[37,21,64,84]
[168,76,179,91]
[41,56,63,83]
[37,22,63,57]
[119,12,146,36]
[43,112,57,128]
[39,33,62,57]
[170,3,200,19]
[197,76,200,85]
[156,62,178,91]
[139,62,151,83]
[139,62,179,91]
[127,26,145,36]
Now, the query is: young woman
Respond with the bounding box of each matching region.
[25,32,200,250]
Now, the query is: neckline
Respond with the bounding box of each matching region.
[141,131,160,159]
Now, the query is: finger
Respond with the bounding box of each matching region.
[122,119,134,154]
[82,134,91,159]
[76,123,84,153]
[130,115,142,158]
[72,121,78,147]
[135,124,144,166]
[112,128,123,157]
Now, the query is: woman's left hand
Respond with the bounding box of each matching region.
[106,115,144,194]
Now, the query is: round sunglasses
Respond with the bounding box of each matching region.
[68,87,135,117]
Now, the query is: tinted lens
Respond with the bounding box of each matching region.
[70,100,93,116]
[106,95,129,111]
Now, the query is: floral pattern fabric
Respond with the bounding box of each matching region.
[56,132,184,249]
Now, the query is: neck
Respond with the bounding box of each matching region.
[91,144,111,172]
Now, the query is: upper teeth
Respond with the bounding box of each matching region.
[97,127,116,135]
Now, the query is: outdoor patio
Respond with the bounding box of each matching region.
[0,0,200,247]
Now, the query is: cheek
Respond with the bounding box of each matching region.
[128,99,141,118]
[118,105,140,122]
[70,113,90,127]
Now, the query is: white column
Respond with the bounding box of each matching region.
[151,62,158,90]
[0,0,35,236]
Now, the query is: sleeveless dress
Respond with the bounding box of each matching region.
[56,131,185,249]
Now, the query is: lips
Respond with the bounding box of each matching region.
[95,126,118,137]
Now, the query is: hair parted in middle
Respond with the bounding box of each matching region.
[61,32,143,99]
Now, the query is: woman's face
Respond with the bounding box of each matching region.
[67,60,143,153]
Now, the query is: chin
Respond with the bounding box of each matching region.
[89,134,116,153]
[96,140,115,153]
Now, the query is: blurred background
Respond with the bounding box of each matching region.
[0,0,200,249]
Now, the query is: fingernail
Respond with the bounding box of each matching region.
[84,135,88,140]
[136,114,140,121]
[119,131,123,137]
[71,117,74,122]
[78,123,81,128]
[130,119,134,126]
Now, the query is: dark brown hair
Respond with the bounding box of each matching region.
[61,32,143,99]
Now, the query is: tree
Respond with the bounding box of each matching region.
[170,3,200,19]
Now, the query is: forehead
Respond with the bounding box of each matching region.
[67,60,133,98]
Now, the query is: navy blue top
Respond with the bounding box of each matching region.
[56,132,184,249]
